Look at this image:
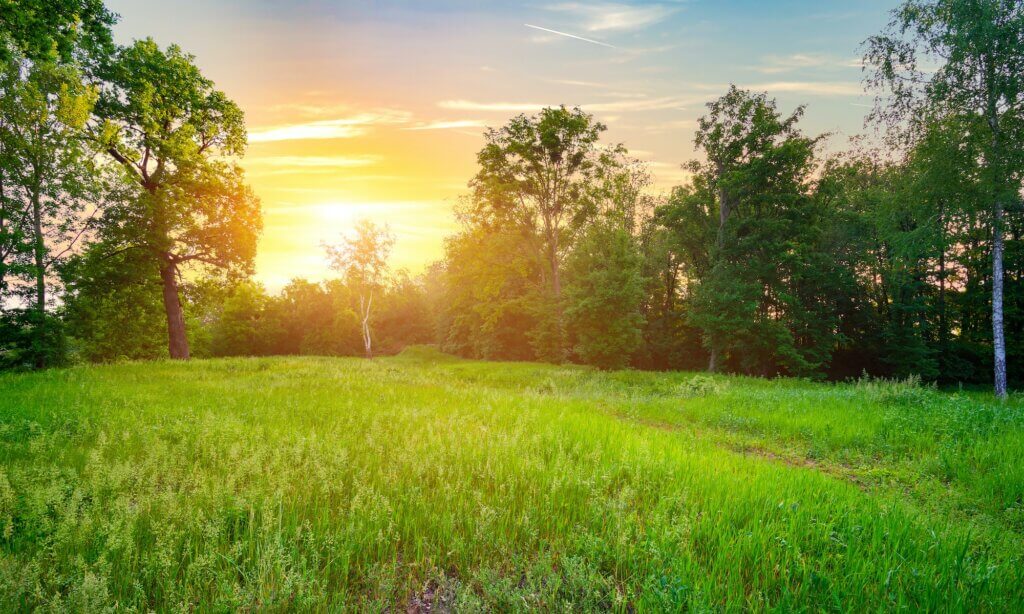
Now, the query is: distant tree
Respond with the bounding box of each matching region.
[564,222,645,369]
[211,281,271,357]
[865,0,1024,398]
[374,270,433,354]
[440,220,542,361]
[814,153,938,379]
[94,39,261,360]
[267,278,358,356]
[324,219,394,359]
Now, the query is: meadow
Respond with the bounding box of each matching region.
[1,347,1023,611]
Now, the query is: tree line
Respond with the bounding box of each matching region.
[0,1,1021,397]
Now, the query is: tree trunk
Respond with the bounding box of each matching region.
[993,200,1007,399]
[31,189,45,369]
[0,171,7,303]
[988,110,1007,399]
[159,258,190,360]
[708,346,719,373]
[707,178,730,373]
[549,236,561,297]
[937,203,948,371]
[360,291,373,359]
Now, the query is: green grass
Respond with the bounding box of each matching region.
[1,347,1022,611]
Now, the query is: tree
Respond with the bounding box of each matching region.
[865,0,1024,398]
[564,222,645,369]
[94,39,260,360]
[210,280,272,357]
[440,221,542,361]
[471,106,622,359]
[324,219,394,359]
[0,43,101,367]
[681,87,826,376]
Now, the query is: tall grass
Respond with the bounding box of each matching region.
[1,349,1022,610]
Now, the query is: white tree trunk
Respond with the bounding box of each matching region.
[993,200,1007,399]
[360,291,373,359]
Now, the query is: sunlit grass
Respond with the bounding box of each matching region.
[1,348,1022,610]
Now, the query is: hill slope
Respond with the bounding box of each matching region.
[1,350,1022,610]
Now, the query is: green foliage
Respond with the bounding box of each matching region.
[440,218,542,361]
[865,0,1024,397]
[0,38,104,368]
[210,281,271,357]
[61,246,166,362]
[200,275,431,360]
[0,0,116,63]
[680,86,830,377]
[1,355,1023,609]
[564,223,645,369]
[324,219,395,358]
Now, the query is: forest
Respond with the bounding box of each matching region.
[0,0,1021,398]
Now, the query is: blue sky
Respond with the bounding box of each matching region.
[104,0,899,288]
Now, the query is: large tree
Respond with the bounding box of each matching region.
[94,39,260,360]
[865,0,1024,398]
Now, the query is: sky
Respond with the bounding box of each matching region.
[104,0,898,290]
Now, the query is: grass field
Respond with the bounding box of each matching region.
[1,347,1023,611]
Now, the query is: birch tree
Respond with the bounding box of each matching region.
[866,0,1024,398]
[324,219,394,359]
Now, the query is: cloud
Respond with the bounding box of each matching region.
[248,110,411,143]
[406,119,488,130]
[642,119,697,132]
[246,155,382,168]
[754,54,863,74]
[544,2,677,32]
[438,100,550,113]
[439,94,709,114]
[745,81,864,96]
[545,78,611,88]
[243,155,382,176]
[524,23,616,48]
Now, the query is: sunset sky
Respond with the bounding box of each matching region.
[105,0,896,290]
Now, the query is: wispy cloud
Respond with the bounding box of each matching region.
[545,78,611,88]
[544,2,677,32]
[745,81,864,96]
[524,23,617,48]
[643,119,697,132]
[244,155,382,175]
[754,54,862,74]
[246,155,382,168]
[439,100,551,113]
[249,110,411,143]
[439,94,708,114]
[406,119,488,131]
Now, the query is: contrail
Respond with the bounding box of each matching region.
[523,23,617,49]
